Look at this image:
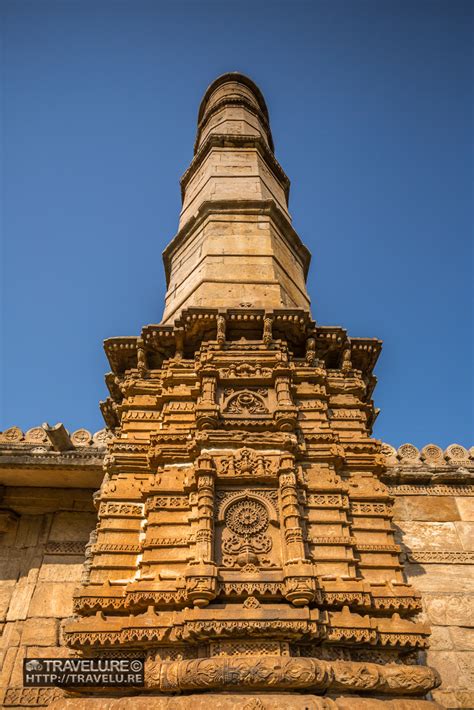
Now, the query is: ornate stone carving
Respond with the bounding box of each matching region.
[224,390,268,415]
[217,447,276,477]
[222,497,272,568]
[158,655,440,694]
[59,74,443,708]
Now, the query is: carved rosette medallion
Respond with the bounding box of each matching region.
[222,497,273,568]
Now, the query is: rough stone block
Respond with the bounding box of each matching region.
[13,515,45,548]
[392,496,459,522]
[0,620,22,651]
[428,625,453,650]
[450,626,474,651]
[455,521,474,550]
[405,563,474,592]
[456,498,474,521]
[0,580,16,620]
[0,646,18,689]
[5,582,35,621]
[433,689,474,709]
[27,582,77,618]
[21,617,58,646]
[424,594,474,626]
[427,650,463,689]
[49,512,96,542]
[394,521,461,550]
[38,556,85,582]
[456,650,474,686]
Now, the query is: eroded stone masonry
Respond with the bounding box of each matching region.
[0,74,472,709]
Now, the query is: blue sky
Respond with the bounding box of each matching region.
[1,0,472,448]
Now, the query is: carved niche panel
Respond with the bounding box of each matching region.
[215,491,281,569]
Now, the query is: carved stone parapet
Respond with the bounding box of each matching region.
[157,655,440,695]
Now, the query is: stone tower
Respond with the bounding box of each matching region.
[63,74,442,709]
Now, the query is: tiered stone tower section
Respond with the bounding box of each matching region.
[64,75,442,708]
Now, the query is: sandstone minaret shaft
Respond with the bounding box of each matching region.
[162,73,311,323]
[62,74,441,709]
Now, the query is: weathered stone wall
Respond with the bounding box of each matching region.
[0,485,97,707]
[385,443,474,709]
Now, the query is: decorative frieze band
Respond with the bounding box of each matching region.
[351,502,392,516]
[92,543,141,553]
[146,496,190,511]
[356,544,400,553]
[388,484,474,497]
[308,536,355,545]
[45,541,86,555]
[3,687,64,707]
[406,550,474,564]
[306,494,348,508]
[144,536,194,547]
[99,502,143,517]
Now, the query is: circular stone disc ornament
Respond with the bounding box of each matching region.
[225,498,268,537]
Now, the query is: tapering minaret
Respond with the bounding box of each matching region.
[60,75,442,710]
[162,73,311,323]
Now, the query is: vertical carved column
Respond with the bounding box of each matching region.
[195,454,215,562]
[275,376,292,406]
[136,338,147,377]
[201,375,216,403]
[174,328,184,360]
[274,371,297,431]
[279,454,315,606]
[341,345,352,371]
[196,370,219,429]
[185,454,217,607]
[305,336,316,365]
[263,314,273,346]
[216,314,226,346]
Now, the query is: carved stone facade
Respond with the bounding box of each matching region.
[0,74,471,708]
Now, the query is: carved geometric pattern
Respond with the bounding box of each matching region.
[45,541,86,555]
[225,498,268,537]
[388,484,474,496]
[406,550,474,564]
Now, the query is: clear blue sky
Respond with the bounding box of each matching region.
[1,0,472,448]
